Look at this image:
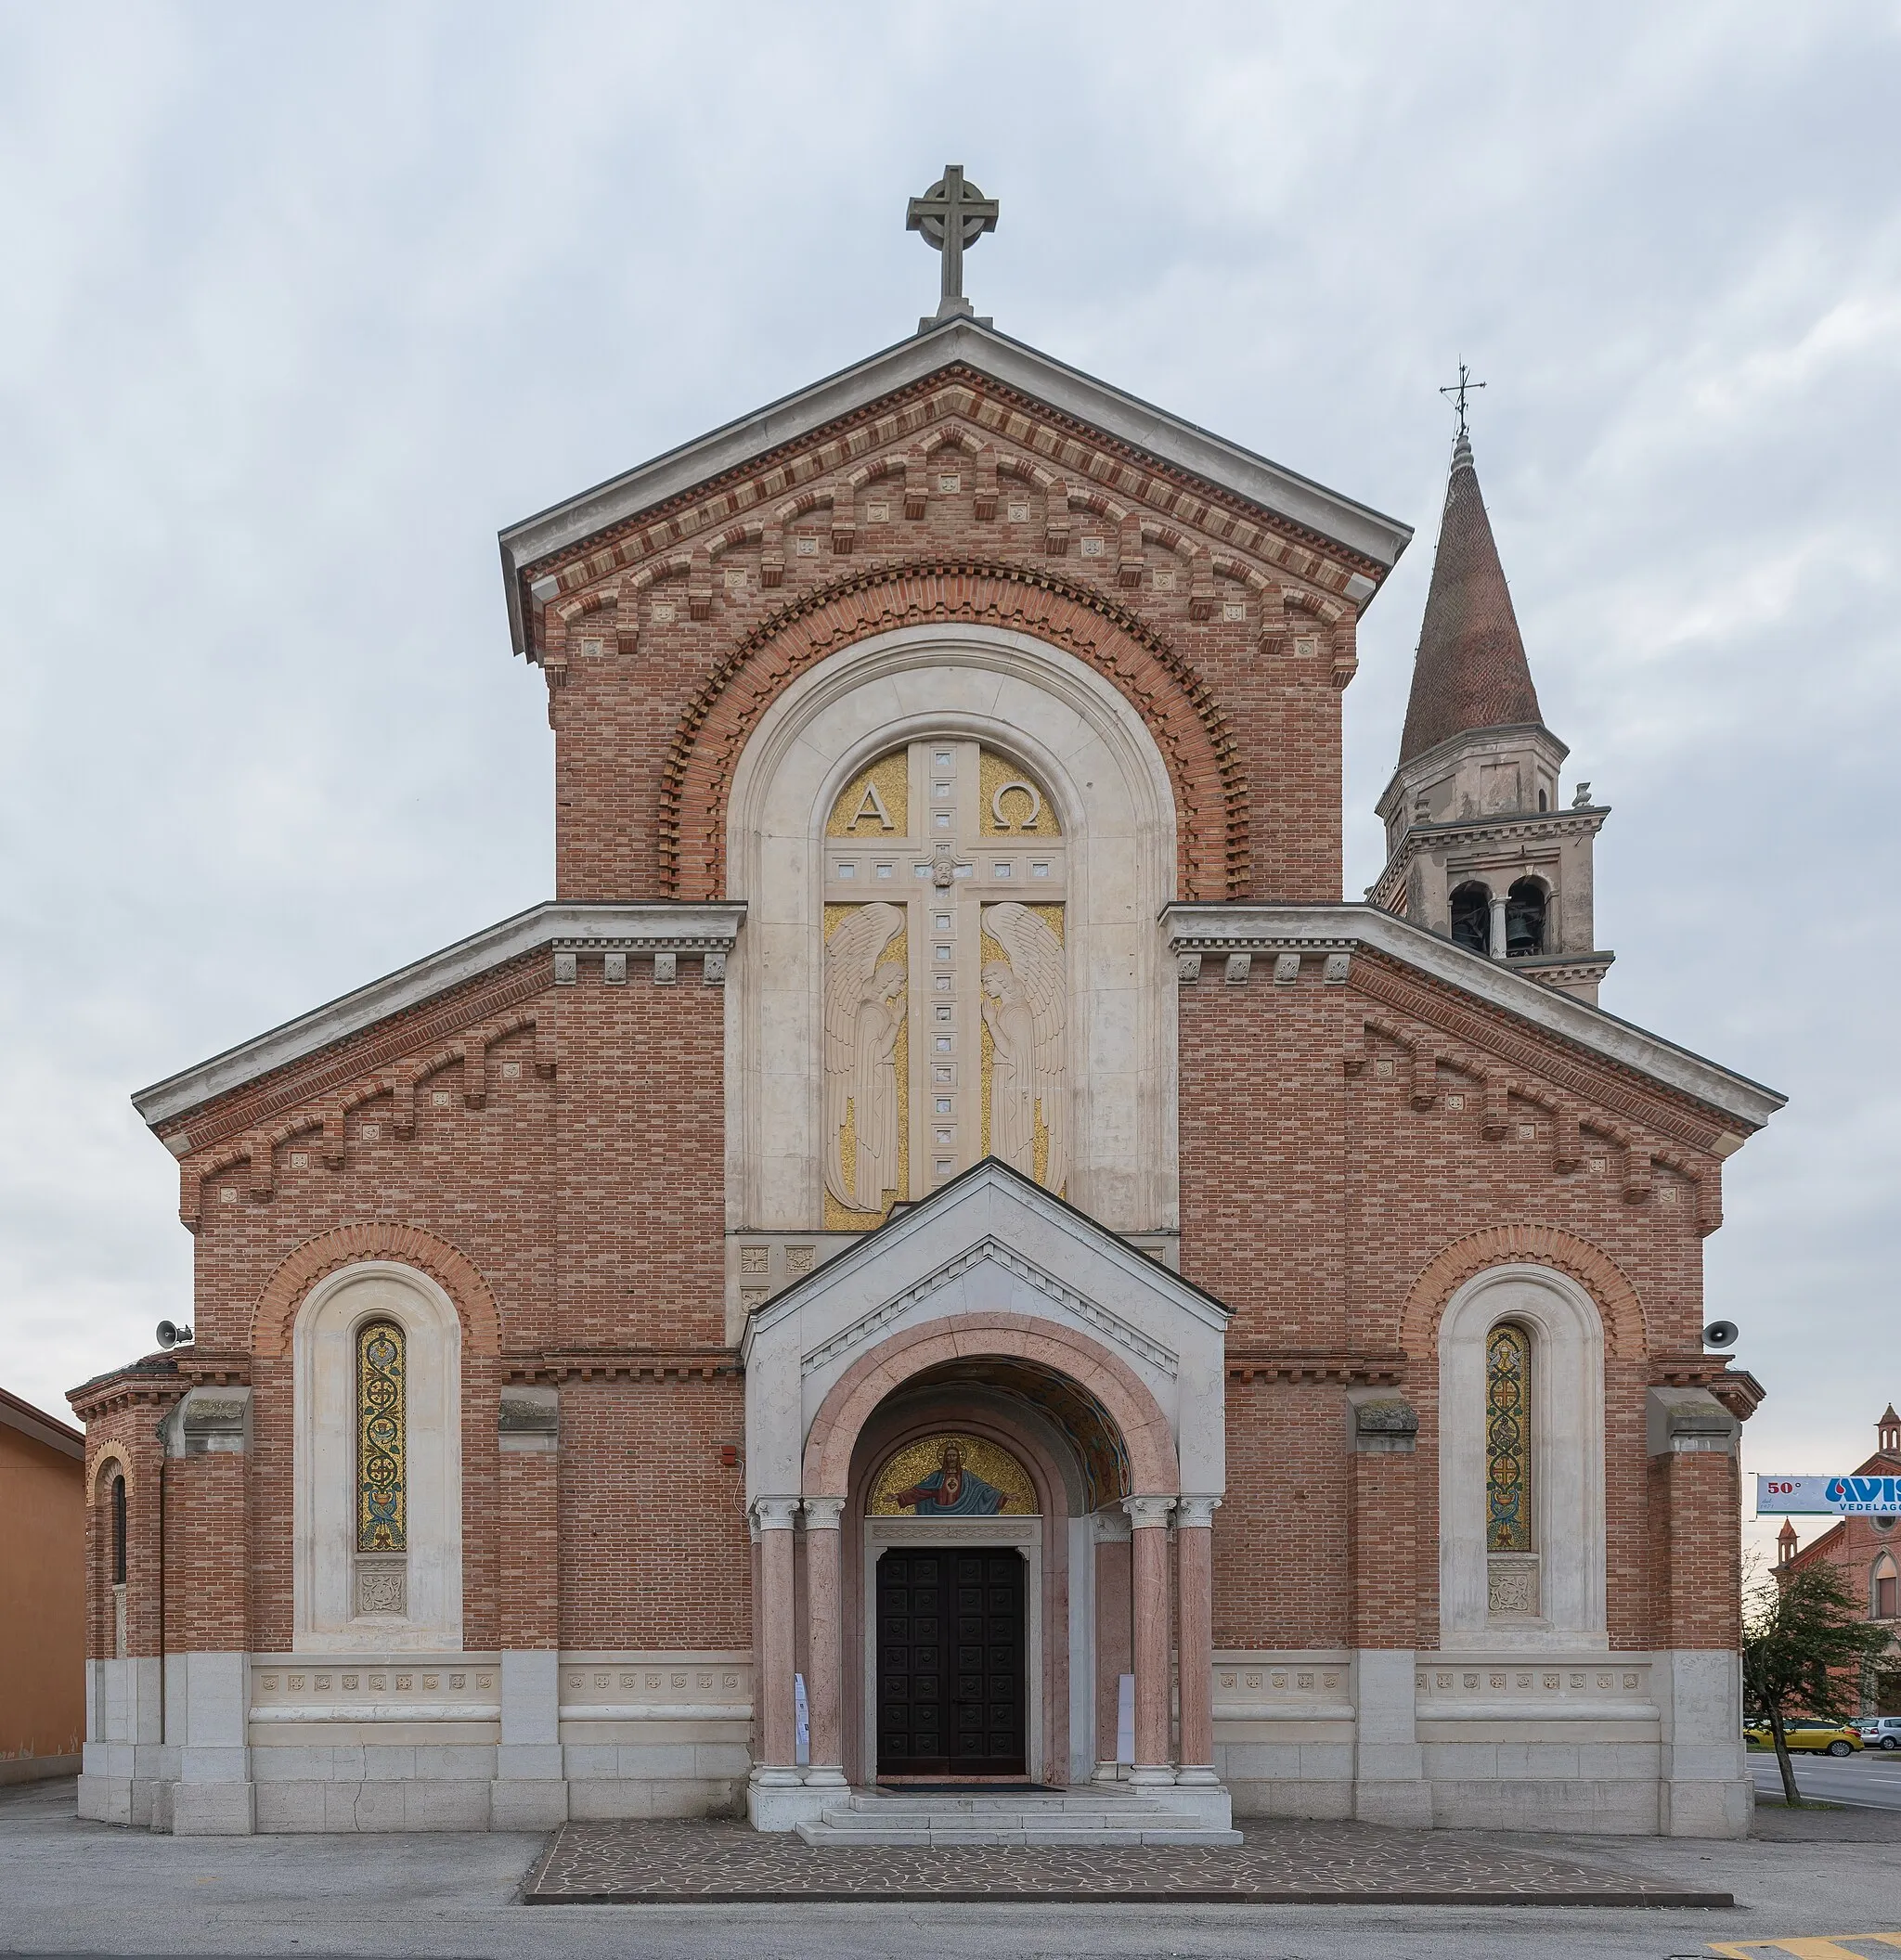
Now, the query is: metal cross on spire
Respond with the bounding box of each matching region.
[1440,360,1486,443]
[906,165,999,329]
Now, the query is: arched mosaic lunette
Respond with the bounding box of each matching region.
[662,559,1248,902]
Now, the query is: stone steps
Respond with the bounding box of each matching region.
[793,1786,1242,1848]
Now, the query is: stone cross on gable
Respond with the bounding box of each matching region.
[907,165,999,327]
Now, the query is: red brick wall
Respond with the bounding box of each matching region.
[164,1451,247,1651]
[1181,959,1726,1654]
[557,1377,749,1650]
[1648,1451,1743,1651]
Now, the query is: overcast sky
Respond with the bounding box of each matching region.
[3,3,1896,1562]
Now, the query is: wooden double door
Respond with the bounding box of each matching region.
[875,1547,1026,1778]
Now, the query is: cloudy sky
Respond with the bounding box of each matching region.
[3,2,1896,1561]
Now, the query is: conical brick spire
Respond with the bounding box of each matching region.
[1398,433,1545,765]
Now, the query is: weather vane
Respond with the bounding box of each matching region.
[906,165,999,330]
[1440,360,1486,442]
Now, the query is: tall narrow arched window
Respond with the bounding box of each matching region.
[110,1473,127,1583]
[296,1264,462,1650]
[356,1321,407,1554]
[1485,1323,1537,1617]
[1875,1554,1898,1621]
[1505,879,1547,958]
[1439,1267,1606,1648]
[110,1471,127,1659]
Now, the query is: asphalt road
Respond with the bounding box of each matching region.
[1749,1745,1901,1809]
[3,1776,1899,1960]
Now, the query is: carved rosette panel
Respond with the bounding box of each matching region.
[356,1560,407,1618]
[821,741,1067,1225]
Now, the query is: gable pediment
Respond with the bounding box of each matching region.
[499,320,1411,664]
[1165,901,1783,1141]
[740,1160,1230,1497]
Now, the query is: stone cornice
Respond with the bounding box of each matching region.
[133,901,746,1133]
[1163,902,1784,1134]
[1368,807,1610,909]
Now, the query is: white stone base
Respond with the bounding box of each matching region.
[253,1779,495,1832]
[745,1769,831,1832]
[171,1782,256,1836]
[570,1776,743,1820]
[490,1779,570,1829]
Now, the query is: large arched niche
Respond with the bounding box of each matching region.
[724,623,1180,1235]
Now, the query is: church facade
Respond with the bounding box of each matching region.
[71,244,1781,1838]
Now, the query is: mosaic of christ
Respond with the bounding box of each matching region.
[868,1433,1038,1516]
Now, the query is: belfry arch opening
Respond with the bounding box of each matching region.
[1451,881,1491,954]
[1506,879,1547,958]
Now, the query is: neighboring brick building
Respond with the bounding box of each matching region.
[1776,1407,1901,1715]
[70,192,1783,1840]
[0,1386,84,1783]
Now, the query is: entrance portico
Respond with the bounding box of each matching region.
[739,1159,1231,1830]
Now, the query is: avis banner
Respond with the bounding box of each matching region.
[1756,1474,1901,1515]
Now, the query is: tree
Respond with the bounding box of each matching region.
[1742,1561,1893,1806]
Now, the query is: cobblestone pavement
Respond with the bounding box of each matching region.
[522,1816,1731,1903]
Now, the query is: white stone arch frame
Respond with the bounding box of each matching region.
[1437,1262,1607,1651]
[292,1260,463,1653]
[724,623,1180,1234]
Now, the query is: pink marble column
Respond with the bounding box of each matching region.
[801,1497,847,1787]
[1124,1494,1176,1784]
[750,1498,801,1784]
[1174,1496,1221,1785]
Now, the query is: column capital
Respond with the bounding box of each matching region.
[801,1496,846,1530]
[1176,1494,1222,1528]
[751,1496,801,1530]
[1123,1493,1177,1530]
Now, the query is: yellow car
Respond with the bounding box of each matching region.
[1744,1720,1864,1756]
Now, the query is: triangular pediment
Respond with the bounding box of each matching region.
[740,1159,1231,1501]
[498,318,1412,655]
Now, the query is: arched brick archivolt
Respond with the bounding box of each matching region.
[85,1444,133,1505]
[664,561,1246,901]
[250,1222,502,1359]
[1398,1223,1646,1359]
[803,1312,1178,1498]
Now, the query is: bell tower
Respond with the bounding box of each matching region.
[1370,413,1614,1001]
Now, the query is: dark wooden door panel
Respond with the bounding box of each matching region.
[875,1546,1025,1778]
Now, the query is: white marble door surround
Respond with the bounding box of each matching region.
[722,623,1180,1238]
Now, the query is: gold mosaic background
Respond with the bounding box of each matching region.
[867,1432,1039,1515]
[979,748,1060,834]
[827,750,910,837]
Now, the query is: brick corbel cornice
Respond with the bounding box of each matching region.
[514,1348,742,1384]
[663,558,1246,900]
[1224,1350,1407,1385]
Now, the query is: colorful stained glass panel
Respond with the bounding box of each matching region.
[1485,1322,1532,1553]
[356,1320,407,1553]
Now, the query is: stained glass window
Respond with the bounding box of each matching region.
[110,1473,126,1585]
[1485,1322,1532,1553]
[356,1320,407,1553]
